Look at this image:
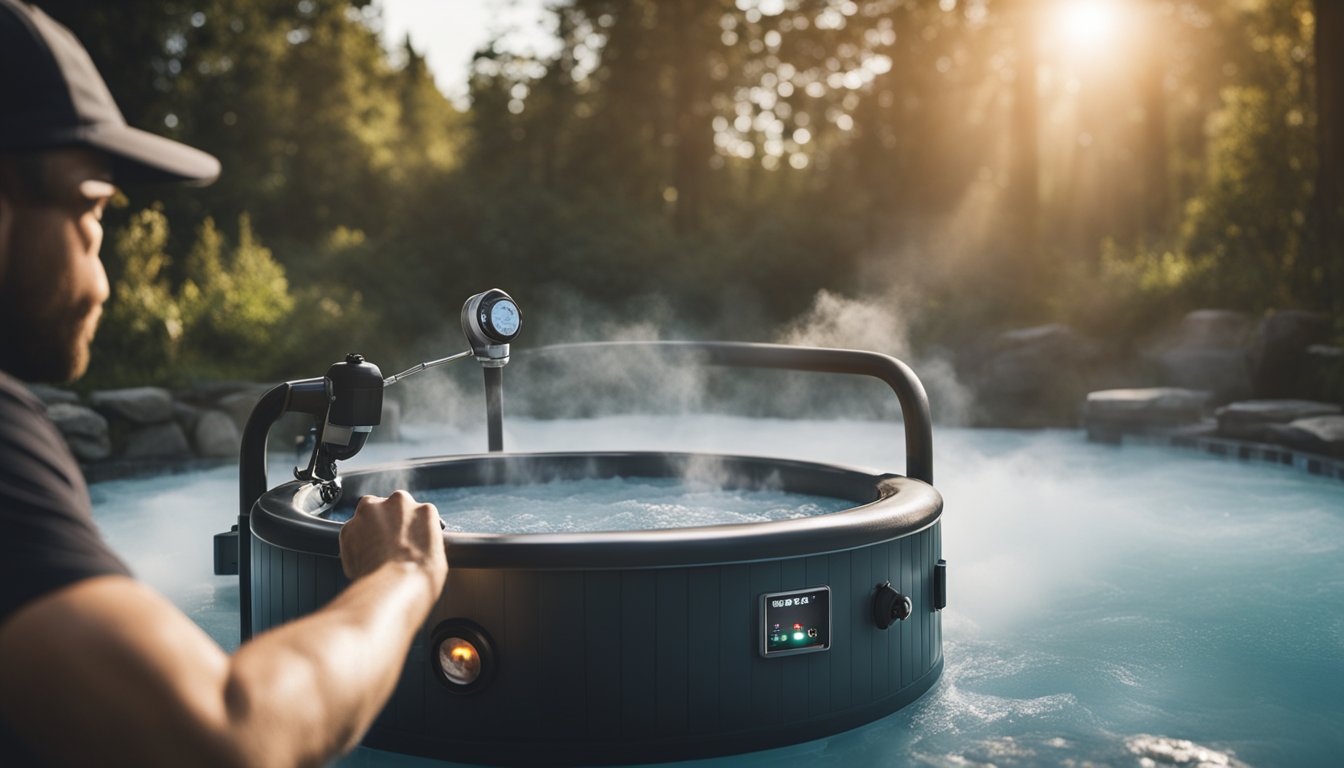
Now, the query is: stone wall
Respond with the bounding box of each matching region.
[27,381,401,467]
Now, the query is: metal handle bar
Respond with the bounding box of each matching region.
[529,341,934,485]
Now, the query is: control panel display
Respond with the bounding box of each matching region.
[760,586,830,658]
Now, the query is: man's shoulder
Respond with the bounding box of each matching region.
[0,370,46,413]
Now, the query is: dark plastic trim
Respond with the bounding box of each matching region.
[251,451,942,570]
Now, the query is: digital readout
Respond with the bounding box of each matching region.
[761,586,830,657]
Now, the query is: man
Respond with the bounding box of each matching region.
[0,2,448,765]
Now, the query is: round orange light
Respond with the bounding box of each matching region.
[438,637,482,686]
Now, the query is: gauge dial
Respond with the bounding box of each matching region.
[489,299,520,338]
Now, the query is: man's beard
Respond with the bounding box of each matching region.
[0,296,101,383]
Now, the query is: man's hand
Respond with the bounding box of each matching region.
[339,490,448,589]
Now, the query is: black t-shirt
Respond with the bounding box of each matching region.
[0,370,130,764]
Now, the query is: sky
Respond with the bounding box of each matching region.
[375,0,556,109]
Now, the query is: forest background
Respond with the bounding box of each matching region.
[37,0,1344,392]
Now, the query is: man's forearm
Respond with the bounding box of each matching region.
[223,560,442,766]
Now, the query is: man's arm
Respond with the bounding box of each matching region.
[0,491,446,768]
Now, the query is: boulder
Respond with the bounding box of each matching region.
[1263,415,1344,459]
[217,388,269,432]
[1248,310,1330,398]
[90,386,174,424]
[1215,399,1342,442]
[25,383,79,406]
[1303,344,1344,403]
[121,421,192,461]
[1169,309,1253,348]
[172,401,204,433]
[46,403,111,462]
[972,324,1102,427]
[1146,310,1253,403]
[1083,387,1211,442]
[193,410,241,459]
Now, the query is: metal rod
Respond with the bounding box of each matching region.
[485,366,504,452]
[383,349,474,386]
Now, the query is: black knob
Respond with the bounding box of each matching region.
[873,582,913,629]
[345,353,364,365]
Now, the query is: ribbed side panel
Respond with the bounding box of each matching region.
[254,522,943,763]
[250,536,344,636]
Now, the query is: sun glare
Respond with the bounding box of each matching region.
[1057,0,1120,51]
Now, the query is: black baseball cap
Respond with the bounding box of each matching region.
[0,0,220,185]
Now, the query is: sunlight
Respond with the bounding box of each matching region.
[1055,0,1121,52]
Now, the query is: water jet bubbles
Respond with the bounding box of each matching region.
[762,154,780,170]
[835,114,853,131]
[164,113,179,129]
[778,81,795,97]
[735,113,753,133]
[720,14,738,30]
[792,127,812,145]
[764,138,785,157]
[510,82,529,100]
[712,115,729,133]
[936,55,952,73]
[190,12,206,28]
[826,72,845,89]
[843,71,864,90]
[722,30,739,46]
[508,99,525,115]
[866,54,893,75]
[805,81,826,98]
[759,0,787,15]
[764,30,782,50]
[788,153,809,170]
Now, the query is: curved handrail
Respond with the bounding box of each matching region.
[528,341,934,485]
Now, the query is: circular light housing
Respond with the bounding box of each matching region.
[429,619,497,694]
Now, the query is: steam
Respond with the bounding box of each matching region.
[776,289,974,425]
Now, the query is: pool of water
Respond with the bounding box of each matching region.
[88,415,1344,767]
[321,477,852,532]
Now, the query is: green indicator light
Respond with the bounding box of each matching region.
[793,632,805,641]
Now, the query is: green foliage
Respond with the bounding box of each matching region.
[47,0,1338,390]
[88,210,297,386]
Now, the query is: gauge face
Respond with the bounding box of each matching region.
[489,299,520,338]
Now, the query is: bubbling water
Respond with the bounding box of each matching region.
[321,476,852,533]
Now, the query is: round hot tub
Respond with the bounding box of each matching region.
[249,451,944,765]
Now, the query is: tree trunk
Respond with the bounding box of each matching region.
[1313,0,1344,314]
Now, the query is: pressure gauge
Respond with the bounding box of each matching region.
[462,289,522,362]
[486,297,521,340]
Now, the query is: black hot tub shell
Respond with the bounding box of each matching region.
[235,342,946,766]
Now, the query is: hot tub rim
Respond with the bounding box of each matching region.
[251,451,943,569]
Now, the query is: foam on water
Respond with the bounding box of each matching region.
[322,477,851,532]
[87,416,1344,767]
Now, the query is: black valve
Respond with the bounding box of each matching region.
[873,581,913,629]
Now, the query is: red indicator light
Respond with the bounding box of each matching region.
[793,623,802,630]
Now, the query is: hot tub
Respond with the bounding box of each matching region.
[232,341,946,765]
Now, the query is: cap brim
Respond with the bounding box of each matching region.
[81,123,220,187]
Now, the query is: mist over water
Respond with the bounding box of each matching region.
[89,415,1344,767]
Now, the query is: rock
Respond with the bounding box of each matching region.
[173,401,204,433]
[90,386,174,424]
[1146,310,1253,403]
[217,387,269,432]
[1083,387,1211,442]
[972,324,1102,427]
[1263,415,1344,459]
[193,410,241,458]
[121,421,192,460]
[1169,309,1253,348]
[1303,345,1344,403]
[368,398,402,443]
[1215,399,1342,441]
[1248,310,1329,398]
[46,403,111,461]
[25,383,79,405]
